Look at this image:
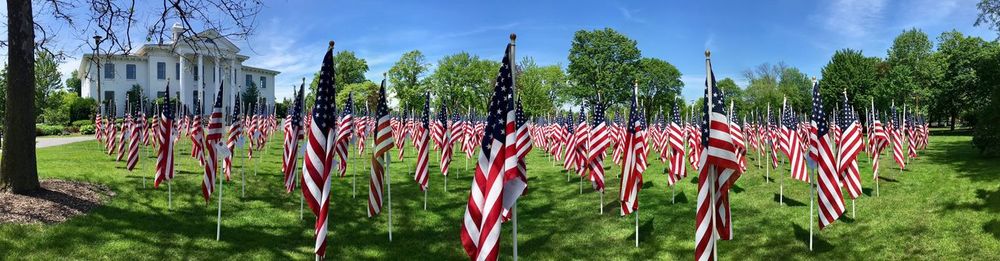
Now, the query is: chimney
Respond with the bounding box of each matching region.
[171,22,184,43]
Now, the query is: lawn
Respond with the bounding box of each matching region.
[1,130,997,260]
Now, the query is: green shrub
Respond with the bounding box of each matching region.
[71,120,94,128]
[35,124,65,136]
[80,124,95,134]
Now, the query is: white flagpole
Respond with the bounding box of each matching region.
[599,191,604,214]
[386,154,393,241]
[512,204,519,260]
[423,189,427,210]
[240,145,246,198]
[635,206,639,248]
[358,142,361,198]
[809,169,815,251]
[216,157,223,241]
[168,179,173,210]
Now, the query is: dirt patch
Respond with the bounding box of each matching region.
[0,180,115,224]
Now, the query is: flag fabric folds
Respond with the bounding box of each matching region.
[460,40,523,261]
[809,81,845,230]
[302,43,338,257]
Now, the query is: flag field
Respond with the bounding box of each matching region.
[0,130,996,259]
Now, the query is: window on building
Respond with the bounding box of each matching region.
[192,90,200,112]
[245,74,253,87]
[157,91,166,99]
[126,64,137,80]
[194,65,199,81]
[104,63,115,79]
[104,91,115,105]
[175,63,180,80]
[157,62,166,79]
[260,76,267,89]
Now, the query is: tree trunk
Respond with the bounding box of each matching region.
[0,0,39,194]
[950,111,956,131]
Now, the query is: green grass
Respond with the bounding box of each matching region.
[1,131,997,259]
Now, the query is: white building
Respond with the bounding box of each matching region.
[78,23,279,117]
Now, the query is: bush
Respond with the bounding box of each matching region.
[36,124,65,136]
[80,124,95,134]
[973,87,1000,156]
[71,120,94,128]
[64,126,79,133]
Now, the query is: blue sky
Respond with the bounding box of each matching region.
[6,0,994,103]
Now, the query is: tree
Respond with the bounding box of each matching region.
[820,49,884,112]
[778,67,813,113]
[2,0,40,193]
[976,0,1000,36]
[743,63,785,114]
[2,0,263,193]
[305,50,369,108]
[637,57,684,119]
[516,57,562,118]
[567,28,642,107]
[67,69,82,96]
[886,29,940,116]
[0,66,6,127]
[242,82,261,113]
[716,78,745,116]
[934,31,990,129]
[426,52,498,113]
[388,50,430,112]
[334,50,369,86]
[34,51,63,121]
[337,81,380,113]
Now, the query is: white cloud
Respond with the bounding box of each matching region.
[618,7,645,24]
[822,0,888,39]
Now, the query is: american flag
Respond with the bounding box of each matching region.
[439,103,453,178]
[154,82,175,188]
[301,43,337,257]
[96,113,105,143]
[369,78,394,217]
[460,40,523,261]
[562,111,577,171]
[890,102,906,170]
[514,98,533,189]
[586,99,609,192]
[906,109,917,159]
[837,93,863,199]
[667,102,687,185]
[414,93,431,191]
[695,53,743,261]
[201,83,226,202]
[190,100,206,167]
[223,93,243,181]
[126,110,141,171]
[783,100,809,182]
[573,106,590,177]
[728,102,746,171]
[809,80,845,229]
[335,93,355,178]
[396,109,410,161]
[283,85,306,192]
[619,84,645,217]
[117,102,131,162]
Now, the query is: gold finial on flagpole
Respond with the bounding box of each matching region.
[510,33,517,43]
[705,49,711,58]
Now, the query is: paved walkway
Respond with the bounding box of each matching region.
[35,136,95,148]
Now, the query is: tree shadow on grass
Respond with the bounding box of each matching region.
[984,219,1000,240]
[673,191,689,204]
[762,175,774,183]
[877,176,899,183]
[773,193,806,207]
[791,223,834,254]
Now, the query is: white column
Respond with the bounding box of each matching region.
[198,53,204,115]
[214,56,220,103]
[179,54,186,113]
